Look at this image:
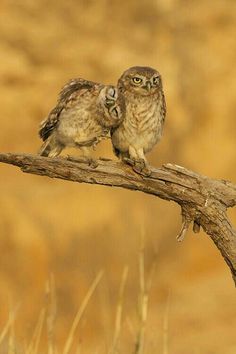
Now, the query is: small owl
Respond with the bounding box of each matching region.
[111,66,166,175]
[39,78,124,160]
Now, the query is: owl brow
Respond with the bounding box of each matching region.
[131,74,144,79]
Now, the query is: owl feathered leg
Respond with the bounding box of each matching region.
[136,148,150,169]
[81,146,99,168]
[66,140,98,168]
[120,146,151,176]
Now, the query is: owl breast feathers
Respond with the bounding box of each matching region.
[39,78,125,158]
[111,66,166,173]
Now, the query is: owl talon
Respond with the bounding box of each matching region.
[123,157,151,177]
[133,165,152,177]
[88,158,98,168]
[134,160,151,176]
[122,157,136,167]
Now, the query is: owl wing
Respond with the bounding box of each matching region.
[39,78,99,141]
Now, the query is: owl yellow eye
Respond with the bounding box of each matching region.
[153,76,160,85]
[132,77,142,84]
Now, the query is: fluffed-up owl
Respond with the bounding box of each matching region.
[39,78,124,160]
[111,66,166,175]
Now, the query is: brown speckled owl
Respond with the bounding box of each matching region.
[39,78,124,160]
[111,66,166,175]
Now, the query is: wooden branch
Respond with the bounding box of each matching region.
[0,153,236,286]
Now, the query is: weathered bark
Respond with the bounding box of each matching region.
[0,153,236,285]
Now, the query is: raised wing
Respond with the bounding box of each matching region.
[39,78,98,141]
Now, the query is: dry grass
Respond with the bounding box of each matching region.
[63,271,104,354]
[0,250,160,354]
[109,266,128,354]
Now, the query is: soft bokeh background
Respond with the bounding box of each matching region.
[0,0,236,353]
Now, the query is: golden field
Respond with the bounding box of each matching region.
[0,0,236,352]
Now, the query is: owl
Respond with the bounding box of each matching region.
[39,78,124,161]
[111,66,166,175]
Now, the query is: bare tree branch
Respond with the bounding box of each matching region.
[0,153,236,286]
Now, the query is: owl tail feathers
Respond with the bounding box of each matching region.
[38,139,63,158]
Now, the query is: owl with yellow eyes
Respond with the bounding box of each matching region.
[111,66,166,174]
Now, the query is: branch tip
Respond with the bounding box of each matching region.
[176,213,192,242]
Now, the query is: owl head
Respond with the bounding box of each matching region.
[98,86,125,128]
[118,66,162,96]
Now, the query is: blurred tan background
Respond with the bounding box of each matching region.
[0,0,236,353]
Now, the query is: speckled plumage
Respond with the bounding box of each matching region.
[39,78,124,158]
[111,66,166,173]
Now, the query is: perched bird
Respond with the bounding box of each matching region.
[39,78,124,160]
[111,66,166,175]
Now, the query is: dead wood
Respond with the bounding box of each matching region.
[0,153,235,285]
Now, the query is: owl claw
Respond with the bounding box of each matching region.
[133,159,151,177]
[133,164,151,177]
[122,157,136,166]
[87,157,99,168]
[122,157,151,176]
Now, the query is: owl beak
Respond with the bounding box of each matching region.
[146,81,151,91]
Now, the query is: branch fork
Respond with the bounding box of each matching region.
[177,206,201,242]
